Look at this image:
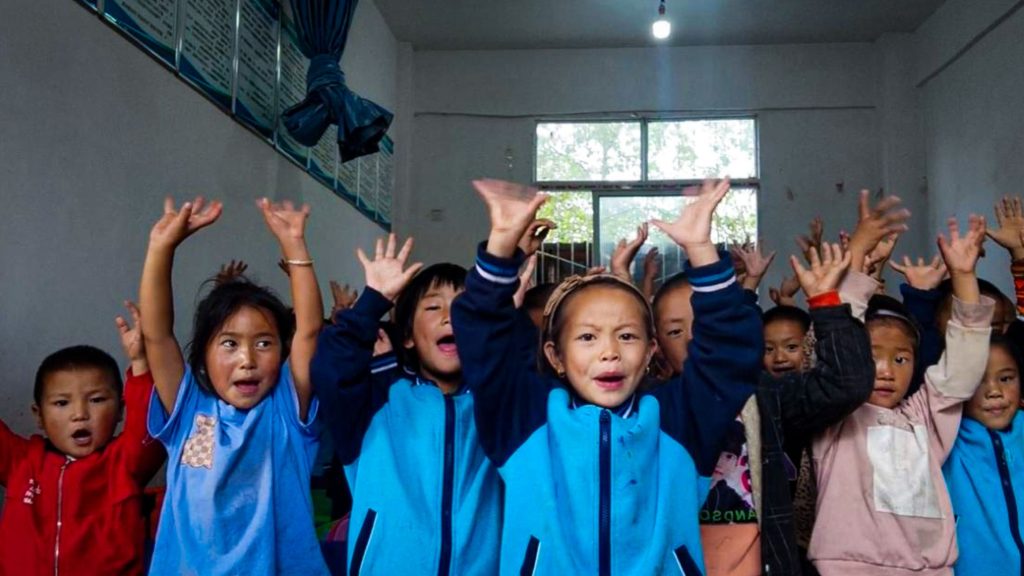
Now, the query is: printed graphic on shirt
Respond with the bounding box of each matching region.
[866,424,941,518]
[22,478,41,505]
[181,414,216,469]
[701,419,757,524]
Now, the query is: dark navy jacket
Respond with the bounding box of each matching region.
[452,245,762,575]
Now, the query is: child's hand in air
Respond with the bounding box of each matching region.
[473,179,549,258]
[330,281,359,318]
[518,219,557,257]
[641,247,660,301]
[215,259,248,285]
[732,238,776,291]
[357,234,423,302]
[651,178,731,266]
[149,196,222,251]
[115,300,148,375]
[848,191,910,273]
[513,254,538,309]
[987,196,1024,260]
[769,275,801,307]
[790,242,851,299]
[937,215,987,304]
[889,255,948,291]
[610,223,649,282]
[258,198,310,249]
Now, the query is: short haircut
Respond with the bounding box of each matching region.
[393,263,467,369]
[34,345,123,405]
[187,276,294,393]
[990,334,1024,380]
[762,305,811,333]
[522,282,558,314]
[652,271,691,316]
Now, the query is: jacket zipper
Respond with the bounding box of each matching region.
[438,395,456,576]
[599,410,611,576]
[54,459,70,576]
[990,431,1024,575]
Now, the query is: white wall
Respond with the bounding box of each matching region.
[0,0,400,440]
[916,0,1024,287]
[398,43,901,296]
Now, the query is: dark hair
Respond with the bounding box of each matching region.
[762,305,811,333]
[865,295,921,349]
[187,276,294,393]
[544,277,655,376]
[652,271,690,315]
[523,283,558,314]
[990,334,1024,381]
[393,263,466,369]
[34,345,123,405]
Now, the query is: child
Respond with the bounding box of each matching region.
[762,305,812,377]
[809,216,993,575]
[452,178,762,574]
[310,235,502,575]
[0,302,166,574]
[140,197,328,575]
[943,335,1024,575]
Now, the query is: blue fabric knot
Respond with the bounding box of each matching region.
[307,54,346,94]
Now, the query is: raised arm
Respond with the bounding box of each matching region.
[115,300,167,480]
[140,197,222,414]
[258,198,322,421]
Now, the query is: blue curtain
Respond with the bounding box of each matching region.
[282,0,393,162]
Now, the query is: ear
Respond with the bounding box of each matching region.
[403,337,415,350]
[543,341,564,376]
[645,338,659,367]
[32,404,43,431]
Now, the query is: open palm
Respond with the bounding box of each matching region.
[652,178,730,248]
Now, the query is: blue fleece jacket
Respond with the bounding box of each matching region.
[451,244,761,576]
[310,290,502,576]
[944,412,1024,576]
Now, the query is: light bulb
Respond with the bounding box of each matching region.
[652,18,671,39]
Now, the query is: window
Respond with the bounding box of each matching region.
[534,118,758,285]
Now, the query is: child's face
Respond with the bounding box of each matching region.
[654,284,693,375]
[763,319,807,377]
[33,368,122,458]
[965,345,1021,430]
[405,282,463,391]
[204,305,283,410]
[867,322,916,408]
[545,286,656,408]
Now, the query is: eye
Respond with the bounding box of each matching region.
[1000,374,1018,384]
[764,345,774,354]
[90,396,110,404]
[576,333,596,342]
[424,304,441,312]
[52,399,69,407]
[220,339,237,349]
[786,345,800,353]
[667,329,684,338]
[256,339,275,349]
[894,355,911,365]
[619,332,640,342]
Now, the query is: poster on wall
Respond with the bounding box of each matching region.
[103,0,178,67]
[276,12,309,167]
[234,0,278,139]
[337,157,359,202]
[357,153,379,216]
[309,125,338,189]
[178,0,236,110]
[376,137,394,224]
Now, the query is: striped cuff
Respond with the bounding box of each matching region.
[686,254,737,294]
[370,353,399,374]
[475,243,522,285]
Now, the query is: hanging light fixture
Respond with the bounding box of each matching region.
[652,0,671,39]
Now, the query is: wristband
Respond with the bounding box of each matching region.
[284,259,314,267]
[808,290,841,309]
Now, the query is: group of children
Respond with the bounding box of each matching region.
[1,181,1022,576]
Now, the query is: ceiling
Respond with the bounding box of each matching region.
[374,0,947,50]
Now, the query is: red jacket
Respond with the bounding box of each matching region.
[0,369,166,576]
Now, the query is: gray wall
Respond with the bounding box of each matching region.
[396,43,925,297]
[0,0,400,441]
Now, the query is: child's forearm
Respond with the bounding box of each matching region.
[281,238,323,421]
[950,271,980,305]
[140,245,185,413]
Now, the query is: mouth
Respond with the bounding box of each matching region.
[233,378,261,397]
[593,372,626,390]
[70,428,93,446]
[983,404,1011,416]
[872,385,896,398]
[436,335,458,356]
[771,364,796,375]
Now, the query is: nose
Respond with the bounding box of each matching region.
[71,399,90,422]
[600,339,621,362]
[984,379,1004,398]
[772,348,787,364]
[875,357,894,379]
[239,344,257,369]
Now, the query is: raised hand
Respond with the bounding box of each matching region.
[849,190,910,273]
[795,217,824,262]
[987,196,1024,260]
[149,196,222,251]
[610,223,649,282]
[732,239,776,291]
[513,254,539,309]
[258,198,310,246]
[889,255,948,291]
[357,234,424,302]
[864,232,901,277]
[330,280,359,317]
[769,275,801,307]
[937,215,986,304]
[473,179,548,258]
[641,247,660,301]
[215,259,248,285]
[790,242,852,298]
[651,178,730,266]
[518,218,557,257]
[115,300,147,374]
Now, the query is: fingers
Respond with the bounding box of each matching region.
[401,262,425,285]
[858,189,871,220]
[946,217,961,243]
[789,254,806,276]
[374,236,384,260]
[888,259,906,274]
[356,247,371,269]
[124,300,141,324]
[115,315,130,335]
[396,236,415,263]
[385,233,397,258]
